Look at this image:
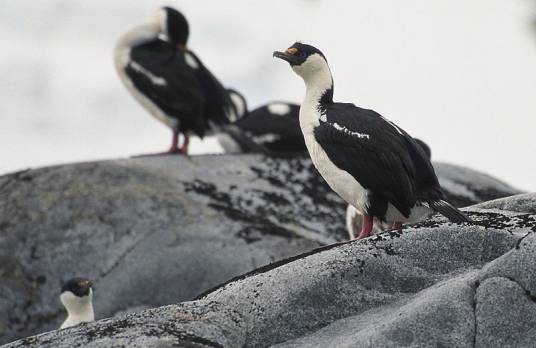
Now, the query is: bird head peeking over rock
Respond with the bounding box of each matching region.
[60,277,95,329]
[274,42,471,239]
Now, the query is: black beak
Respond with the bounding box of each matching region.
[82,279,94,293]
[273,51,302,65]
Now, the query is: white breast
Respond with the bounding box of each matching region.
[60,314,94,329]
[59,291,95,329]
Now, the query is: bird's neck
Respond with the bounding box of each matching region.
[302,68,334,107]
[114,22,161,72]
[61,292,95,321]
[118,22,161,47]
[66,300,94,319]
[61,300,94,329]
[299,67,334,131]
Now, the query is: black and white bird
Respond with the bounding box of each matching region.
[414,138,431,161]
[59,277,94,329]
[218,89,306,154]
[114,7,234,154]
[274,43,471,239]
[346,138,432,239]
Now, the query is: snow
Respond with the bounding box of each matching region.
[0,0,535,190]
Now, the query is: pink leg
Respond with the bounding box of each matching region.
[178,131,189,155]
[392,221,402,231]
[133,128,186,157]
[168,128,180,154]
[357,214,374,239]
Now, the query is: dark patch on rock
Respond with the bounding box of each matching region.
[183,179,295,241]
[250,157,348,241]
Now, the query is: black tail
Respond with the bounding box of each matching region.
[428,199,472,223]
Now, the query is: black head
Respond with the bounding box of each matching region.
[61,277,93,297]
[273,42,326,66]
[163,7,189,47]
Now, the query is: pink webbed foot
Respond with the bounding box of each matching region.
[392,221,402,231]
[356,214,374,239]
[167,130,189,155]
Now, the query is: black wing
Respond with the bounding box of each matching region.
[126,39,207,135]
[314,103,438,217]
[186,51,234,127]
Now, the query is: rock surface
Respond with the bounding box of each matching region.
[0,155,335,344]
[4,193,535,348]
[434,163,521,207]
[0,155,522,344]
[472,192,536,214]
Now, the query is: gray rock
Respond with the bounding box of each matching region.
[273,273,478,348]
[0,155,525,345]
[475,277,536,348]
[434,162,522,207]
[0,155,337,344]
[471,192,536,214]
[3,193,536,347]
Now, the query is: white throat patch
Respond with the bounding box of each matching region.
[60,289,95,329]
[294,53,334,130]
[292,53,331,82]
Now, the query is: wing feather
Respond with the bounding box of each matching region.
[125,39,207,134]
[313,104,431,217]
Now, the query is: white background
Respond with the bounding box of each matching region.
[1,0,535,190]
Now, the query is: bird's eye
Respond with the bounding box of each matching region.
[297,51,307,58]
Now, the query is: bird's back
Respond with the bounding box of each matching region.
[185,51,234,130]
[236,102,305,153]
[316,102,443,215]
